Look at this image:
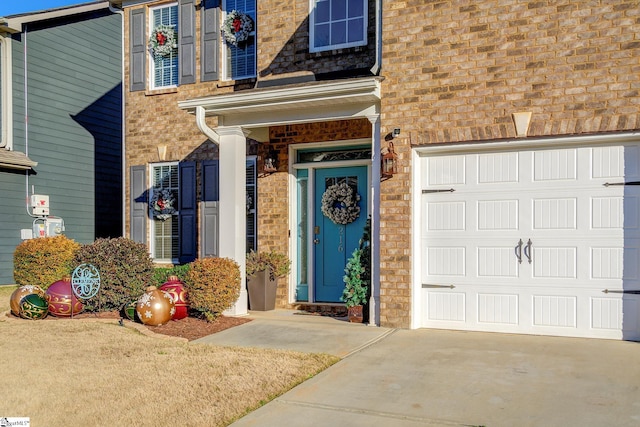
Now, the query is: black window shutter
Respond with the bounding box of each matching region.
[201,160,220,258]
[179,0,196,85]
[201,0,220,82]
[130,8,146,92]
[130,165,147,243]
[179,161,197,264]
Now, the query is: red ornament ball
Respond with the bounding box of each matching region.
[46,276,84,317]
[160,275,189,320]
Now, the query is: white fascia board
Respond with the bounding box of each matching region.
[179,77,382,122]
[414,131,640,156]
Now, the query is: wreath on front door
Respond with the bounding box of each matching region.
[149,25,177,58]
[222,10,254,46]
[321,182,361,225]
[150,189,176,221]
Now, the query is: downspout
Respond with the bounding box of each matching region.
[195,106,220,144]
[23,23,33,217]
[370,0,382,75]
[108,2,126,236]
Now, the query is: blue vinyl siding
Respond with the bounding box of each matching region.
[0,9,122,284]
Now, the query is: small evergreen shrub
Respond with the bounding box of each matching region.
[341,248,368,308]
[74,237,154,311]
[13,235,81,289]
[152,264,190,287]
[184,257,241,322]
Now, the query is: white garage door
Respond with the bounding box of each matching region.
[418,143,640,340]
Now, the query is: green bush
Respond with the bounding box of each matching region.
[184,257,241,322]
[152,264,190,287]
[341,248,368,308]
[74,237,154,312]
[13,235,81,289]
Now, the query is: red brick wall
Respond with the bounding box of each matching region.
[378,0,640,327]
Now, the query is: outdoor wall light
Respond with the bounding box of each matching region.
[263,146,278,173]
[381,141,398,180]
[392,128,401,138]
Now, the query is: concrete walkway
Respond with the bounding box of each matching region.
[197,310,640,427]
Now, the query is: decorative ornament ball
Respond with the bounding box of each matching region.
[46,276,84,317]
[19,293,49,320]
[10,285,46,317]
[160,275,189,320]
[136,286,176,326]
[123,300,138,322]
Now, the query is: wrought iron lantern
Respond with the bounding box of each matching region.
[263,146,278,173]
[381,141,398,179]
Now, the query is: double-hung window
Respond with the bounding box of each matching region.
[223,0,256,80]
[150,4,179,89]
[150,163,179,262]
[310,0,367,52]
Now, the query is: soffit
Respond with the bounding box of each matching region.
[0,149,37,170]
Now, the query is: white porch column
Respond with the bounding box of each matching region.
[217,126,248,316]
[367,114,381,326]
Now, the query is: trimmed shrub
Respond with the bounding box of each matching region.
[13,235,81,289]
[152,264,191,287]
[74,237,154,312]
[184,257,241,322]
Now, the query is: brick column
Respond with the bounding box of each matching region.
[217,126,248,316]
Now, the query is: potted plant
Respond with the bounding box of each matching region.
[246,250,291,311]
[341,248,368,323]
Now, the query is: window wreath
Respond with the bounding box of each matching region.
[321,182,361,225]
[149,25,177,58]
[150,189,176,221]
[222,10,254,46]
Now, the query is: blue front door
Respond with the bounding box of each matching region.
[314,166,368,302]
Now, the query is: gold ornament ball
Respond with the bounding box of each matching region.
[136,286,176,326]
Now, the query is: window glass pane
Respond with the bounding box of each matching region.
[316,0,330,23]
[314,23,330,48]
[152,163,179,260]
[348,0,363,18]
[224,0,256,80]
[331,21,346,45]
[348,18,364,43]
[311,0,365,51]
[331,1,346,20]
[151,5,178,88]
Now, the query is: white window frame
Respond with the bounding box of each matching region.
[0,35,13,150]
[222,0,257,81]
[309,0,368,53]
[149,162,179,263]
[149,3,179,90]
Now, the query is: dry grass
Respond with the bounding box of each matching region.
[0,286,338,426]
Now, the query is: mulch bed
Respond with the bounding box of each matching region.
[41,311,252,342]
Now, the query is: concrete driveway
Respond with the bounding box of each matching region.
[198,311,640,426]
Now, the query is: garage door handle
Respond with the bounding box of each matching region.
[422,188,455,194]
[515,239,523,264]
[604,181,640,186]
[524,239,533,264]
[422,284,456,289]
